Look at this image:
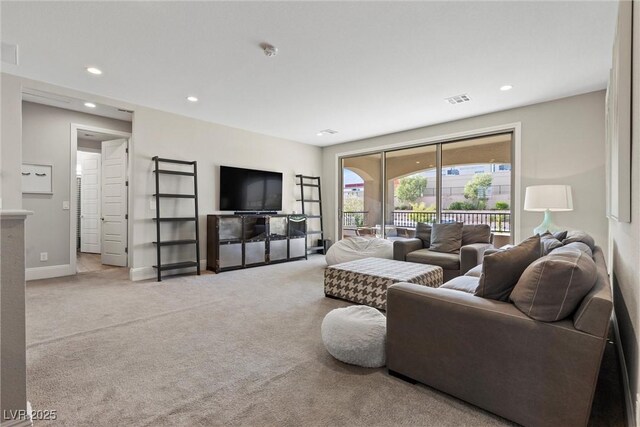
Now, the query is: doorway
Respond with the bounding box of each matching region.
[74,126,131,273]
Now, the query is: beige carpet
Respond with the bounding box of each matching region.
[25,256,615,426]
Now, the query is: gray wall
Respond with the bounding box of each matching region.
[22,101,132,268]
[609,0,639,420]
[322,91,608,255]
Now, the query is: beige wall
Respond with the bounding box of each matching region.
[609,0,639,421]
[322,91,608,255]
[22,101,132,268]
[1,73,23,209]
[130,107,322,279]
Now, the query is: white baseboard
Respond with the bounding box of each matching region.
[130,259,207,281]
[0,419,32,427]
[612,312,636,427]
[25,264,73,281]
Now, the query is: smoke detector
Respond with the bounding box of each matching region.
[445,94,471,105]
[261,43,278,57]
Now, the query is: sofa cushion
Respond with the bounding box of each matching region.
[557,242,593,258]
[465,264,483,278]
[474,235,541,302]
[540,232,563,255]
[510,248,597,322]
[462,224,492,246]
[406,249,460,270]
[430,222,463,253]
[440,276,480,293]
[562,230,596,251]
[415,223,432,248]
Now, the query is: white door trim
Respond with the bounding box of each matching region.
[332,122,522,244]
[70,124,132,276]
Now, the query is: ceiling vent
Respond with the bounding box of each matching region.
[1,42,18,65]
[445,94,471,105]
[317,129,338,136]
[117,108,134,114]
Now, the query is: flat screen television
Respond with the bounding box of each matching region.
[219,166,283,212]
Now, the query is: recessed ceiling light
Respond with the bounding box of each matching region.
[416,161,420,164]
[84,102,96,108]
[500,85,513,91]
[86,67,102,75]
[186,96,198,102]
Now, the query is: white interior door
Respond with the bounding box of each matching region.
[101,139,128,266]
[80,151,101,253]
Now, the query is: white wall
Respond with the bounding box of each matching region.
[322,91,608,255]
[129,107,322,279]
[21,101,132,268]
[609,0,639,421]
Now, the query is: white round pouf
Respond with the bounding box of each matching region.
[325,237,393,266]
[321,305,386,368]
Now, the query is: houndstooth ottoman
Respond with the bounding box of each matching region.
[324,257,443,310]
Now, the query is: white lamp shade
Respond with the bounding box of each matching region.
[524,185,573,212]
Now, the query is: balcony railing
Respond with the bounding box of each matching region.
[342,210,511,233]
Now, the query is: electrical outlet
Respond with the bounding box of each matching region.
[62,201,70,210]
[150,199,156,210]
[40,252,48,262]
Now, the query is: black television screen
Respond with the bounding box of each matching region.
[219,166,283,211]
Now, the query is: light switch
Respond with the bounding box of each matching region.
[62,201,70,210]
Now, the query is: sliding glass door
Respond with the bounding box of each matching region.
[339,132,513,242]
[340,153,383,239]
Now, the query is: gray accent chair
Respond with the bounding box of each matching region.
[386,246,612,427]
[393,224,494,281]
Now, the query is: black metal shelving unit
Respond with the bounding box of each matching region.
[152,156,200,281]
[296,174,325,254]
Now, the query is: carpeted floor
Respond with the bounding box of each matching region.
[25,255,623,426]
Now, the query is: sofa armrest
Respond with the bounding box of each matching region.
[393,238,423,261]
[459,243,494,274]
[386,283,607,427]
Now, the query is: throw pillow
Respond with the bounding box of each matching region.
[557,242,593,258]
[510,248,597,321]
[440,276,480,294]
[415,223,432,248]
[562,230,596,251]
[461,224,492,246]
[540,232,563,255]
[553,230,568,241]
[475,235,541,301]
[430,222,463,253]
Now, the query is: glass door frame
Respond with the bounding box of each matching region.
[337,129,517,242]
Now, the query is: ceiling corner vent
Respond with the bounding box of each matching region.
[445,94,471,105]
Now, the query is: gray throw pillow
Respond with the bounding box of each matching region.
[461,224,492,246]
[440,276,480,294]
[510,248,597,321]
[415,223,432,248]
[562,230,596,251]
[430,222,463,253]
[475,235,541,301]
[557,242,593,258]
[553,230,568,241]
[540,232,563,256]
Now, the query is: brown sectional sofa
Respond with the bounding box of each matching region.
[386,245,612,427]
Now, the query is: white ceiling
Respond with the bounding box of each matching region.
[1,1,618,146]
